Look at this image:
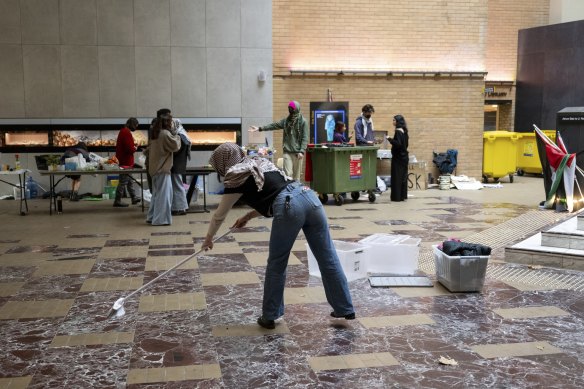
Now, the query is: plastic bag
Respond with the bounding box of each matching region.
[141,189,152,203]
[88,152,106,163]
[135,154,146,168]
[376,176,387,192]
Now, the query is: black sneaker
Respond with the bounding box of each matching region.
[131,198,141,204]
[257,316,275,329]
[330,311,356,320]
[113,203,129,208]
[171,210,187,216]
[70,192,80,202]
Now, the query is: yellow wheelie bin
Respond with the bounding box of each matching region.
[516,129,557,176]
[483,131,520,183]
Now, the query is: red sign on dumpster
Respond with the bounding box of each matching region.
[349,154,363,179]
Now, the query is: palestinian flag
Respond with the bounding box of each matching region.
[534,125,578,212]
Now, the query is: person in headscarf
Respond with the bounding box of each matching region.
[202,143,355,330]
[387,114,409,201]
[146,115,181,225]
[170,118,191,215]
[249,100,309,181]
[354,104,375,145]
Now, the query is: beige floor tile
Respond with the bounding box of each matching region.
[145,256,198,271]
[233,231,270,242]
[502,280,559,291]
[127,364,221,384]
[0,253,53,267]
[212,323,290,336]
[358,313,435,328]
[0,282,25,297]
[98,246,148,259]
[244,252,302,267]
[0,376,33,389]
[292,240,308,251]
[149,235,194,246]
[472,341,564,359]
[284,286,327,304]
[33,258,96,277]
[80,276,143,292]
[493,306,570,319]
[309,352,399,372]
[202,243,242,255]
[55,238,107,248]
[50,331,134,347]
[0,299,74,319]
[139,292,206,312]
[391,282,453,298]
[201,271,260,286]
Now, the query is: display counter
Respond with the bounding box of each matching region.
[0,118,241,153]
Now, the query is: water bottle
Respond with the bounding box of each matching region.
[27,177,38,199]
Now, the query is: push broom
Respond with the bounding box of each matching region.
[107,228,234,318]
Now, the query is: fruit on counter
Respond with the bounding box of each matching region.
[106,155,119,165]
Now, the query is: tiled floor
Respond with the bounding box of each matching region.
[1,175,584,388]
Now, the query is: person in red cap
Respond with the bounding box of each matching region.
[249,100,309,181]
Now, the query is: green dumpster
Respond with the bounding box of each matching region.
[307,145,378,205]
[483,131,519,183]
[516,129,556,176]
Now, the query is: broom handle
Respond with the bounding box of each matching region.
[123,228,234,301]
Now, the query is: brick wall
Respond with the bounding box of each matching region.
[273,0,487,75]
[271,0,549,180]
[272,76,485,178]
[486,0,549,82]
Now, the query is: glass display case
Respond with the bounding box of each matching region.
[2,131,50,147]
[0,119,241,152]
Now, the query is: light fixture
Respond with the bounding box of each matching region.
[258,70,267,82]
[289,69,487,78]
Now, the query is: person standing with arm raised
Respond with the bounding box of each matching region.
[249,100,309,181]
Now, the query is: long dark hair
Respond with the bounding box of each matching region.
[394,115,408,133]
[150,115,172,140]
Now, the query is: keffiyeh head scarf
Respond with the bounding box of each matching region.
[209,143,287,191]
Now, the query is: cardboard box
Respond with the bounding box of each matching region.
[376,159,428,190]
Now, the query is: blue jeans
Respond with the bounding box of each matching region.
[263,183,355,320]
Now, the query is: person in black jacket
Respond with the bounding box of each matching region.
[202,143,355,330]
[170,118,191,215]
[387,115,409,201]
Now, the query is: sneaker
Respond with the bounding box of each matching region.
[70,192,80,202]
[171,210,187,216]
[330,311,356,320]
[257,316,275,329]
[113,203,129,208]
[131,198,141,205]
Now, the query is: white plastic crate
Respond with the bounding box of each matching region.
[433,245,489,292]
[359,233,421,275]
[306,240,368,282]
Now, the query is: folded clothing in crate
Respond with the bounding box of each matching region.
[441,240,491,256]
[306,240,368,282]
[433,243,490,293]
[359,233,421,275]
